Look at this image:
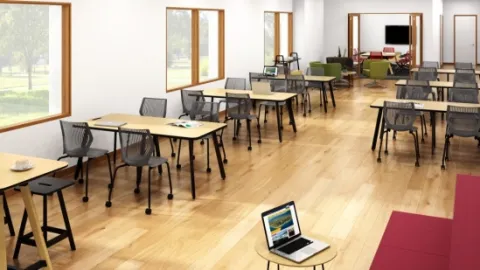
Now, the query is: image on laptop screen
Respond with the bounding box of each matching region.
[263,203,300,248]
[263,66,278,77]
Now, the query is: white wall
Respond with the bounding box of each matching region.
[0,0,292,163]
[359,14,410,54]
[294,0,324,70]
[443,0,480,64]
[432,0,444,64]
[323,0,438,62]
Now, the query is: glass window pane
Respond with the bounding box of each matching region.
[279,13,289,58]
[167,10,192,89]
[199,11,219,82]
[0,4,63,129]
[264,13,275,65]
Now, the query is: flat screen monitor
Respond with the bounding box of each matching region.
[385,25,410,45]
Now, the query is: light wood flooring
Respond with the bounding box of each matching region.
[5,75,480,269]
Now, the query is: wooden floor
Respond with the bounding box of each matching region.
[6,75,480,269]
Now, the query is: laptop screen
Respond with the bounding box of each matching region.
[262,202,301,249]
[263,66,278,77]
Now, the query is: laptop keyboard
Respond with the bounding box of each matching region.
[278,237,313,255]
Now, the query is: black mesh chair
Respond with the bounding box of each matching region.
[176,101,227,171]
[106,128,173,215]
[286,74,311,117]
[225,93,261,151]
[58,121,113,202]
[441,106,480,169]
[455,62,474,70]
[179,89,205,119]
[225,78,247,90]
[454,69,477,84]
[140,98,176,158]
[377,101,420,167]
[448,86,479,104]
[421,61,440,68]
[414,67,439,100]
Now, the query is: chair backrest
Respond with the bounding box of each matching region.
[306,66,325,76]
[189,101,220,123]
[421,61,439,68]
[369,61,390,79]
[286,74,307,94]
[383,101,417,131]
[326,57,354,70]
[225,78,246,90]
[290,52,299,59]
[453,82,477,89]
[446,105,480,137]
[139,98,167,118]
[370,51,383,59]
[118,128,154,166]
[60,121,93,156]
[455,62,474,70]
[383,47,395,53]
[414,67,438,81]
[404,80,433,100]
[225,93,252,119]
[448,87,479,104]
[180,90,205,115]
[454,69,477,84]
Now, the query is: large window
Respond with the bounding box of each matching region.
[167,8,224,91]
[264,12,293,65]
[0,1,71,132]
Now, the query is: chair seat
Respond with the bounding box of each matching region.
[388,126,417,132]
[259,101,286,107]
[148,156,168,168]
[67,148,108,158]
[15,177,74,196]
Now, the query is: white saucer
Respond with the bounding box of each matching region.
[10,163,35,172]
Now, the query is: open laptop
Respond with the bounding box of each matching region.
[263,66,278,77]
[261,201,330,263]
[252,81,273,95]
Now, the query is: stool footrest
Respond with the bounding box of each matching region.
[23,260,47,270]
[19,226,70,248]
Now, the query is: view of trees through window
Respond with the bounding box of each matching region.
[264,12,293,66]
[264,13,275,65]
[0,3,63,129]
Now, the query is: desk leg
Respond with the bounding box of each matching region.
[329,81,336,108]
[447,74,450,81]
[275,102,283,143]
[372,108,383,151]
[188,140,196,199]
[0,194,6,269]
[74,157,82,180]
[321,83,328,113]
[212,133,226,180]
[266,261,270,270]
[113,131,117,167]
[20,186,53,270]
[432,112,436,155]
[286,98,297,133]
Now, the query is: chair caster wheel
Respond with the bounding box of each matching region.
[421,139,425,143]
[264,120,267,123]
[200,141,205,145]
[192,155,195,160]
[233,137,237,141]
[248,146,252,151]
[176,164,181,169]
[78,179,84,184]
[377,158,381,163]
[415,162,420,167]
[441,165,446,170]
[171,153,176,157]
[257,124,260,128]
[303,113,306,117]
[223,159,228,164]
[445,157,449,161]
[173,138,177,142]
[145,208,152,215]
[207,168,212,173]
[281,126,284,130]
[108,183,112,189]
[167,194,174,200]
[105,201,112,208]
[384,151,388,155]
[82,197,89,202]
[134,188,140,194]
[309,110,312,113]
[258,140,262,144]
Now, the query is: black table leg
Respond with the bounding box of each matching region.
[432,111,436,155]
[329,81,336,108]
[74,158,82,180]
[286,98,297,133]
[153,136,162,174]
[113,131,117,167]
[188,140,196,199]
[136,167,142,188]
[275,102,283,142]
[372,108,383,151]
[211,133,226,180]
[447,74,450,81]
[266,261,270,270]
[321,83,328,113]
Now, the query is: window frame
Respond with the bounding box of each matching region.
[166,7,225,92]
[264,11,293,65]
[0,0,71,133]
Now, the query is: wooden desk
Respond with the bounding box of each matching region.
[410,68,480,81]
[395,80,480,89]
[369,99,480,154]
[250,74,337,113]
[0,153,67,270]
[255,234,337,270]
[202,89,297,143]
[88,114,227,199]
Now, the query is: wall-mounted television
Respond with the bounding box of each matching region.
[385,25,410,45]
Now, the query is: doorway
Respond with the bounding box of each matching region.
[454,15,477,66]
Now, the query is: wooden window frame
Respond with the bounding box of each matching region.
[0,1,71,133]
[264,11,293,64]
[166,7,225,92]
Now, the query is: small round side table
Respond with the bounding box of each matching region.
[255,234,337,270]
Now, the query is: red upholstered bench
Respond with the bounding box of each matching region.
[371,174,480,270]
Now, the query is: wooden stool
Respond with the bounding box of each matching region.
[2,193,14,236]
[13,177,76,259]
